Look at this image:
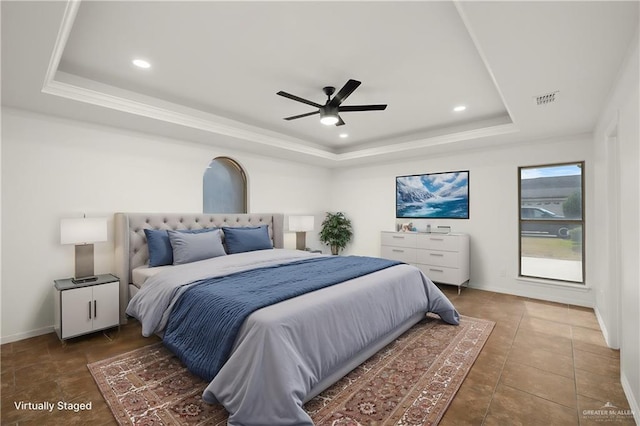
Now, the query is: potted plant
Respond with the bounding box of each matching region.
[319,212,353,255]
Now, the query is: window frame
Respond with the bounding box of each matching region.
[518,161,586,284]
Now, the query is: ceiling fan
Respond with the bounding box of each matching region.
[277,79,387,126]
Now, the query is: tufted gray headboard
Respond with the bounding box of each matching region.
[114,212,285,324]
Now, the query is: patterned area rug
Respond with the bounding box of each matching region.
[88,315,493,425]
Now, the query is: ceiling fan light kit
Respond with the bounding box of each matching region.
[319,107,339,126]
[277,79,387,127]
[320,115,339,126]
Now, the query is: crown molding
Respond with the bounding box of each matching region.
[42,77,338,161]
[454,0,517,127]
[42,0,80,91]
[334,122,519,162]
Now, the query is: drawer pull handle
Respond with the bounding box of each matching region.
[94,300,97,318]
[430,253,444,257]
[392,249,404,253]
[430,238,444,241]
[392,236,405,239]
[429,268,444,273]
[88,301,92,320]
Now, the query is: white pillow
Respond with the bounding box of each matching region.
[168,229,226,265]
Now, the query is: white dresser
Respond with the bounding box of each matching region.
[381,231,469,293]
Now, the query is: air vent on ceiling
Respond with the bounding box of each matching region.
[534,91,559,106]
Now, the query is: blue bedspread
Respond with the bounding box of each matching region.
[163,255,401,381]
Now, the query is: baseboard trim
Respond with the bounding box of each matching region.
[594,306,609,344]
[1,326,54,345]
[468,283,594,307]
[594,306,620,349]
[621,373,640,425]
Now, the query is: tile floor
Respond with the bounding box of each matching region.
[439,287,635,426]
[0,287,635,425]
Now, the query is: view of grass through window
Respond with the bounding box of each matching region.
[519,162,584,283]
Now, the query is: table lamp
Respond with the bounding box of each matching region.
[60,216,108,283]
[288,215,314,251]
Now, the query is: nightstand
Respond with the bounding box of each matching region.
[54,273,120,340]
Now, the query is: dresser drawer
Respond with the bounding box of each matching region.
[381,232,418,248]
[381,245,417,263]
[416,234,460,252]
[416,264,465,285]
[416,249,461,268]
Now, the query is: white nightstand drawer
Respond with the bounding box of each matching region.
[381,232,418,248]
[417,234,461,251]
[381,245,417,263]
[417,264,464,285]
[416,249,461,268]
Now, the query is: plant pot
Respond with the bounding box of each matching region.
[331,246,339,255]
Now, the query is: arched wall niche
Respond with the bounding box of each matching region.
[203,156,248,213]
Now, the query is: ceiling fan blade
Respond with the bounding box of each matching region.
[335,115,346,126]
[283,111,319,121]
[277,91,323,109]
[338,104,388,112]
[328,79,361,107]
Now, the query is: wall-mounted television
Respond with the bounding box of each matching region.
[396,171,469,219]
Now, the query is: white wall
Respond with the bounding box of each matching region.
[329,134,595,307]
[0,108,331,342]
[592,33,639,422]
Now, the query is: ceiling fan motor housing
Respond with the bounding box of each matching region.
[323,86,336,98]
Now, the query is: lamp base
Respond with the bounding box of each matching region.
[72,276,98,284]
[75,244,95,281]
[295,232,307,251]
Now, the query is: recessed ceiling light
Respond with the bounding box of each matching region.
[132,59,151,69]
[339,133,349,138]
[453,105,466,112]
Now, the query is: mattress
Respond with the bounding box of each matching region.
[131,265,172,288]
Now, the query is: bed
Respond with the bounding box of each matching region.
[114,212,460,426]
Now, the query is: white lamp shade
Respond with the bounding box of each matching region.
[60,217,108,245]
[288,215,314,232]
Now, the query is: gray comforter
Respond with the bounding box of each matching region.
[126,249,459,426]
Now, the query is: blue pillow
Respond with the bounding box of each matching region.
[222,225,273,254]
[168,229,226,265]
[144,228,217,267]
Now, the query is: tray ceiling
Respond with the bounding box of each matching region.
[2,1,638,167]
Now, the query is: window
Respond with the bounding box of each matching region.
[519,162,584,283]
[203,157,247,213]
